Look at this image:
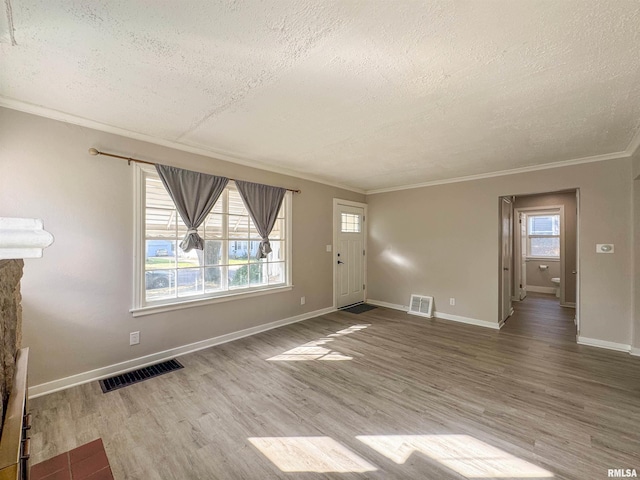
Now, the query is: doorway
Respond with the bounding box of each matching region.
[333,199,367,309]
[500,189,579,336]
[499,197,514,325]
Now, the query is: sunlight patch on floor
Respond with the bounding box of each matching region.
[248,436,377,473]
[267,324,369,361]
[356,435,553,478]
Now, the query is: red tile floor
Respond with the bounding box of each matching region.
[31,438,114,480]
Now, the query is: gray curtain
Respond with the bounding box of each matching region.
[235,180,286,259]
[156,165,229,252]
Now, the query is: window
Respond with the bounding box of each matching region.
[136,167,291,310]
[341,213,361,233]
[527,213,560,258]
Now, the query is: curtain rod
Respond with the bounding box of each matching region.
[88,148,301,194]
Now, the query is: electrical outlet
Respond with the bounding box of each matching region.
[449,298,456,306]
[301,296,306,305]
[130,331,140,345]
[326,245,332,252]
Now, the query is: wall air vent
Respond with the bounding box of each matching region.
[408,294,434,318]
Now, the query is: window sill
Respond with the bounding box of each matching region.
[130,285,293,317]
[526,257,560,262]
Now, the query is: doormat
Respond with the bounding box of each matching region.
[340,303,377,314]
[99,359,183,393]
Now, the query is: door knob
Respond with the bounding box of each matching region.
[337,260,344,265]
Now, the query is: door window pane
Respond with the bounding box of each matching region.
[341,213,361,233]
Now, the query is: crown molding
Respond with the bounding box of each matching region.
[0,97,365,195]
[2,96,637,197]
[365,150,631,195]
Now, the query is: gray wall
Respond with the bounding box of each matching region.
[0,108,365,386]
[514,191,577,303]
[366,159,633,345]
[524,259,560,290]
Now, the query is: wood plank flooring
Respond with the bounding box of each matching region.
[30,295,640,479]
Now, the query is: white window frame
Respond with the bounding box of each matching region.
[525,209,561,260]
[131,165,293,317]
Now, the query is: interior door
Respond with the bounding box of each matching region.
[336,204,365,308]
[500,198,513,322]
[519,212,527,300]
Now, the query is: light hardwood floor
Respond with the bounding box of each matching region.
[30,294,640,479]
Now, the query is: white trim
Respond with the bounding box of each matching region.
[29,306,335,398]
[630,347,640,357]
[526,286,557,294]
[366,299,409,311]
[526,257,560,262]
[575,189,581,333]
[333,199,368,309]
[133,165,144,308]
[131,285,294,317]
[577,336,631,353]
[560,302,576,309]
[0,98,364,194]
[366,153,630,195]
[366,299,500,330]
[436,311,501,330]
[499,197,514,324]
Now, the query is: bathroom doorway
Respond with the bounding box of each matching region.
[499,189,579,338]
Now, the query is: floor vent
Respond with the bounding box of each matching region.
[408,294,434,318]
[98,359,184,393]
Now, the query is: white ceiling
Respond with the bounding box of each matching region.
[2,1,640,192]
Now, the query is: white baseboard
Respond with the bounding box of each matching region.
[630,347,640,357]
[577,336,631,353]
[366,299,409,311]
[29,306,336,398]
[560,302,576,308]
[527,286,557,294]
[366,299,500,330]
[435,311,501,330]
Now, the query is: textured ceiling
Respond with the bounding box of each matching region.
[1,1,640,192]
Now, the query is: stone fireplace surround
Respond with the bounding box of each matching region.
[0,217,53,429]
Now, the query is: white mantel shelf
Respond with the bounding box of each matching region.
[0,217,54,259]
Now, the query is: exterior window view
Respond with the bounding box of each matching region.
[143,170,287,304]
[527,214,560,258]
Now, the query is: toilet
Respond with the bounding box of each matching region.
[551,277,560,298]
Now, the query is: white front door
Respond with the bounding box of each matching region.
[335,203,365,308]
